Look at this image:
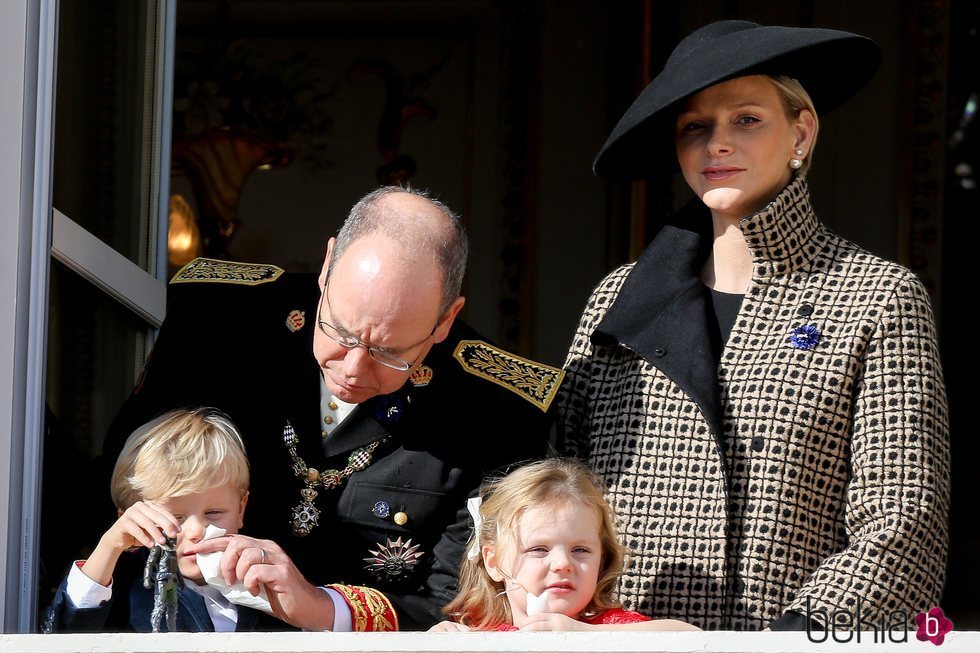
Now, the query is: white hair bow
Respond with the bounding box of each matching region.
[466,496,483,561]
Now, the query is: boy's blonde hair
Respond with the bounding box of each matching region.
[444,458,626,629]
[110,408,249,509]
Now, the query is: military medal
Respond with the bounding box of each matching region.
[283,421,388,536]
[409,365,433,387]
[285,309,306,332]
[291,488,321,536]
[364,537,424,580]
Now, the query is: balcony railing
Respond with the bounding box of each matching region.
[1,630,978,653]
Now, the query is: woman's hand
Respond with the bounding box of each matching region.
[428,620,473,632]
[81,501,182,587]
[187,534,335,631]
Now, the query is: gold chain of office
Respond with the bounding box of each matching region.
[282,420,387,536]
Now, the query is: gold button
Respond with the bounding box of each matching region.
[324,416,334,425]
[328,401,338,410]
[393,512,408,526]
[321,429,328,439]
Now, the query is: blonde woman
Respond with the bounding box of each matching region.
[558,20,948,631]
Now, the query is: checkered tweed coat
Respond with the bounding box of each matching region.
[557,175,949,630]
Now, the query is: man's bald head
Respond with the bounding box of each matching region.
[328,187,468,315]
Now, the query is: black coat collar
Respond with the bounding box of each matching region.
[593,199,723,439]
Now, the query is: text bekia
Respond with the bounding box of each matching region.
[805,597,909,644]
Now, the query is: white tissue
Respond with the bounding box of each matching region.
[525,589,551,616]
[196,524,273,614]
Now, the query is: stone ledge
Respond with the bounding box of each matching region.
[1,631,977,653]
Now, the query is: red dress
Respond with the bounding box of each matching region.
[487,608,651,631]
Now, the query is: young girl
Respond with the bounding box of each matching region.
[429,458,698,631]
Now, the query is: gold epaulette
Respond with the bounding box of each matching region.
[325,584,399,632]
[170,257,283,286]
[453,340,565,412]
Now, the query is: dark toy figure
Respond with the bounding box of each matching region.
[143,536,184,632]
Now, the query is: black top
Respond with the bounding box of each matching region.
[707,287,744,358]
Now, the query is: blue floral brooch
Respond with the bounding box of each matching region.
[789,324,821,350]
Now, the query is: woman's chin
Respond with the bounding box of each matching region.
[701,187,744,212]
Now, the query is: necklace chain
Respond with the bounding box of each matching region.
[282,421,388,536]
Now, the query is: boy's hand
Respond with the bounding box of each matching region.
[80,501,181,588]
[105,501,181,552]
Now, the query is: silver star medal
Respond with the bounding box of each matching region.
[363,537,424,580]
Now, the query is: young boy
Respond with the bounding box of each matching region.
[43,407,286,632]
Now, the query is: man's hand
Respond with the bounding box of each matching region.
[187,534,335,631]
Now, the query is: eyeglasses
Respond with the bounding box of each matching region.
[317,285,439,372]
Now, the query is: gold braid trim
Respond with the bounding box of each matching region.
[453,340,565,412]
[325,584,399,632]
[170,257,283,286]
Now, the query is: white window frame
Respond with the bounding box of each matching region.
[51,210,167,328]
[0,0,175,633]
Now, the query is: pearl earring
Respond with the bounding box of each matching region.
[789,148,805,169]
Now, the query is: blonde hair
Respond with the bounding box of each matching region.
[110,408,249,509]
[766,75,820,174]
[444,458,627,629]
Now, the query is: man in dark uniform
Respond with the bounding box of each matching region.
[101,187,562,631]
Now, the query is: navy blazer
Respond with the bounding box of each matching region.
[43,553,288,633]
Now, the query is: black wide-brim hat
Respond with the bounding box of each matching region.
[594,20,882,180]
